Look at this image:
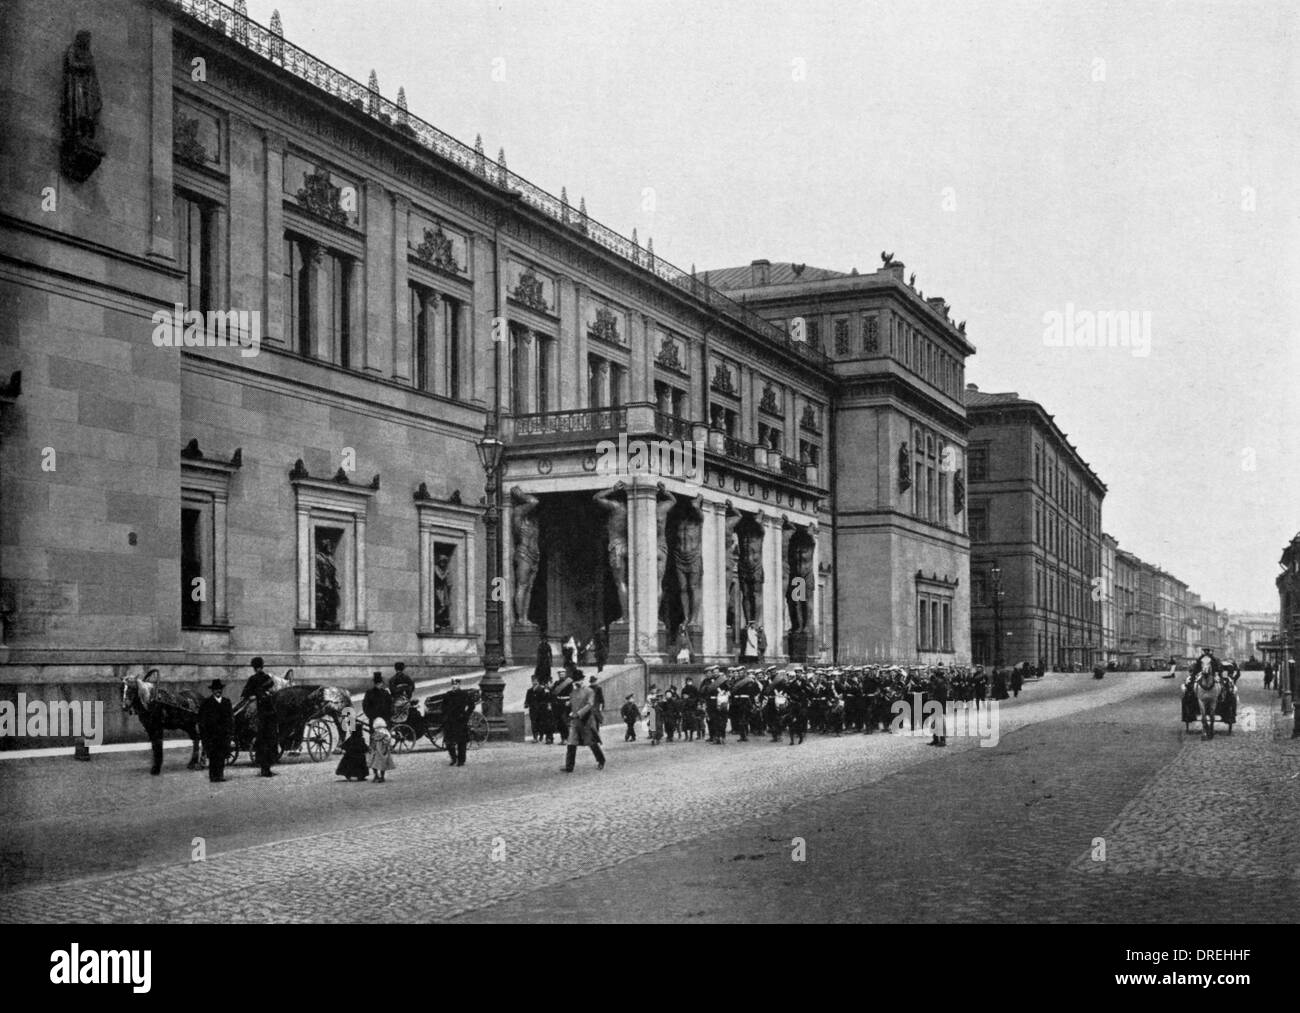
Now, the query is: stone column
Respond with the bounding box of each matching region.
[455,299,470,401]
[296,506,312,626]
[761,512,783,660]
[629,313,649,403]
[263,131,287,348]
[386,190,408,381]
[627,481,661,662]
[354,512,368,630]
[212,494,229,626]
[574,283,589,409]
[810,525,822,656]
[147,8,175,263]
[429,292,445,394]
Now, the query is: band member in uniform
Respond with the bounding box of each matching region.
[198,678,233,782]
[928,667,949,747]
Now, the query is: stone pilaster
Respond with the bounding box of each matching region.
[627,481,662,661]
[263,131,287,348]
[382,188,405,381]
[574,282,589,409]
[701,498,727,659]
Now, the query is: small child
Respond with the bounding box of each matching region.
[335,724,369,781]
[367,717,396,782]
[620,694,639,741]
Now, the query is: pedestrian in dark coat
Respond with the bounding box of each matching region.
[991,667,1009,701]
[525,678,546,742]
[928,669,949,746]
[197,679,233,782]
[241,657,279,777]
[621,694,639,741]
[441,677,473,767]
[534,639,553,686]
[389,662,415,703]
[561,674,606,772]
[335,725,369,780]
[362,672,392,727]
[1010,664,1024,697]
[593,627,609,674]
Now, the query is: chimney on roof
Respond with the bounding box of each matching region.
[751,259,771,286]
[966,383,979,391]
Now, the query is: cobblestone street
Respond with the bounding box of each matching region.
[1,673,1295,923]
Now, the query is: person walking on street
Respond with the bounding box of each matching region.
[593,626,609,674]
[335,723,369,781]
[621,694,639,741]
[241,657,279,777]
[562,670,606,772]
[588,674,605,742]
[442,677,473,767]
[367,717,395,782]
[525,677,546,742]
[198,679,233,782]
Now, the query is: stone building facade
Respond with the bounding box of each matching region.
[707,259,975,666]
[965,386,1106,670]
[0,0,973,742]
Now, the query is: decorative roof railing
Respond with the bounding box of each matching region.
[168,0,830,370]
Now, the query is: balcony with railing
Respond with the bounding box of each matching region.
[498,402,825,490]
[166,0,831,373]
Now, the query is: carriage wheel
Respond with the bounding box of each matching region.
[468,713,489,747]
[304,719,333,762]
[428,729,445,752]
[391,724,417,753]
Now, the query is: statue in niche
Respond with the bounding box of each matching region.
[433,551,452,632]
[671,493,706,633]
[314,529,342,630]
[61,31,104,182]
[510,487,541,625]
[738,514,765,625]
[593,483,630,622]
[725,502,742,636]
[655,483,677,622]
[789,527,816,633]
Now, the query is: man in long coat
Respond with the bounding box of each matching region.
[241,657,278,777]
[441,677,474,767]
[197,679,233,782]
[562,673,606,772]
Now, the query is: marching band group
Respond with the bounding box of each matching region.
[527,661,1024,751]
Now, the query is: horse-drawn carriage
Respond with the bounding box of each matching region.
[1180,670,1237,736]
[228,671,352,765]
[383,686,489,753]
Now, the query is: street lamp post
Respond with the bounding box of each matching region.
[991,565,1006,669]
[476,413,508,740]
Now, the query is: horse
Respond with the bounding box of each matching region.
[232,678,354,759]
[1193,657,1222,739]
[121,669,204,775]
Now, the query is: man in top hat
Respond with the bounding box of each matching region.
[198,678,234,782]
[241,657,279,777]
[362,672,393,729]
[442,676,474,767]
[390,661,415,703]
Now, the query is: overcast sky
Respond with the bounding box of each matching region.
[259,0,1298,613]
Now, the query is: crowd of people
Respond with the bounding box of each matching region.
[527,659,1032,753]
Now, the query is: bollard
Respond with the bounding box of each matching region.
[73,736,91,761]
[1282,690,1294,717]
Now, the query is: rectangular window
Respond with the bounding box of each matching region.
[834,318,851,356]
[313,525,346,630]
[588,355,602,408]
[512,329,527,415]
[283,236,309,355]
[181,506,203,628]
[175,192,215,317]
[329,254,352,368]
[536,336,550,414]
[863,316,879,354]
[411,284,430,391]
[968,504,988,542]
[968,445,989,481]
[610,364,625,408]
[917,595,928,651]
[444,295,462,400]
